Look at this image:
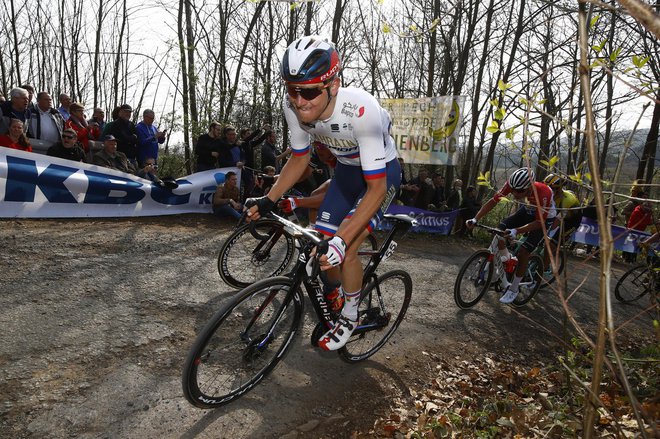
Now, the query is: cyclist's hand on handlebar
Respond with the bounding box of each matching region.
[315,236,347,270]
[503,228,518,239]
[278,197,299,214]
[244,196,275,222]
[465,218,477,228]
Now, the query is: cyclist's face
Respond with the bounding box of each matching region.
[287,78,338,123]
[511,187,529,199]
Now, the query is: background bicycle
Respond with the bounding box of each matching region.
[614,247,659,305]
[454,224,543,308]
[183,212,416,408]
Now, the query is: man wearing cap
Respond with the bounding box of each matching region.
[92,135,137,174]
[106,104,138,165]
[47,128,86,162]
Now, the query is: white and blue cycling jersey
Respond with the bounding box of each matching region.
[282,87,401,236]
[283,87,399,180]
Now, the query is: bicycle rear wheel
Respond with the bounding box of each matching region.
[454,250,493,308]
[512,255,544,306]
[339,269,412,363]
[182,277,302,408]
[614,265,651,303]
[217,219,295,289]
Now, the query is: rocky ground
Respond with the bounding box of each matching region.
[0,215,655,438]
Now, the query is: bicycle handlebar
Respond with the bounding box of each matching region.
[474,223,507,237]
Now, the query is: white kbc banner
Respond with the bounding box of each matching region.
[0,148,240,218]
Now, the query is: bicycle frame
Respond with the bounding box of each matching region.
[251,212,416,337]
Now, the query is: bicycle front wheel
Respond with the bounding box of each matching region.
[454,250,493,309]
[512,255,544,306]
[615,265,651,303]
[182,277,302,408]
[339,269,412,363]
[217,219,296,289]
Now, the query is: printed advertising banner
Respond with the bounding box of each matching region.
[571,217,655,253]
[0,149,239,218]
[380,96,466,166]
[381,204,459,235]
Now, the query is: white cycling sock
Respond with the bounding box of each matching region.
[499,249,511,261]
[510,275,522,292]
[341,289,361,321]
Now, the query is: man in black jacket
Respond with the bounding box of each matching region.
[107,104,138,164]
[195,122,222,172]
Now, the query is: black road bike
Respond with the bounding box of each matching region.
[183,212,417,408]
[217,214,378,289]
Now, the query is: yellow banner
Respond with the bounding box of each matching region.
[380,96,465,165]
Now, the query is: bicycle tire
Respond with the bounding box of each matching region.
[614,264,651,303]
[217,219,295,289]
[541,247,566,287]
[512,254,544,306]
[339,269,412,363]
[454,250,494,309]
[182,277,303,408]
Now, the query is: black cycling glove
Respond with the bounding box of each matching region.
[245,196,276,215]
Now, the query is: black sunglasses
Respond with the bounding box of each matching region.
[62,134,76,139]
[286,84,329,101]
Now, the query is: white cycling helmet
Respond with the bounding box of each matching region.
[508,167,535,190]
[281,36,341,86]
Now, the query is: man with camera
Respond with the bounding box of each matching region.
[136,109,167,167]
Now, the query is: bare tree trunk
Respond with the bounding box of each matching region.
[461,0,494,188]
[178,0,192,174]
[9,0,21,86]
[426,0,440,97]
[184,0,198,137]
[93,0,103,108]
[599,1,617,176]
[113,0,128,109]
[638,95,659,182]
[331,0,346,46]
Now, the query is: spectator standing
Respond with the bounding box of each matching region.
[261,130,289,171]
[429,173,447,211]
[446,178,463,211]
[212,171,243,220]
[621,179,645,224]
[57,93,72,121]
[102,106,121,137]
[87,108,106,133]
[66,103,100,153]
[92,135,136,174]
[195,122,222,171]
[0,88,31,134]
[218,126,241,168]
[409,168,434,210]
[46,128,86,162]
[0,118,32,152]
[106,104,138,164]
[27,92,64,147]
[624,192,654,263]
[20,84,36,112]
[136,109,166,167]
[238,126,269,197]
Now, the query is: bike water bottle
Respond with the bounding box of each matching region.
[504,257,518,274]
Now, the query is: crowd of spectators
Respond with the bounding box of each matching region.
[0,86,169,182]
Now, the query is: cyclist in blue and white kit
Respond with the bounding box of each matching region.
[246,35,401,351]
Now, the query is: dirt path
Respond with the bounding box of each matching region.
[0,216,652,438]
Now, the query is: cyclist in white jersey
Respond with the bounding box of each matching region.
[246,35,401,351]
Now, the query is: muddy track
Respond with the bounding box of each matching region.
[0,216,651,438]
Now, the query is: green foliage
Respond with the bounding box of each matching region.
[157,150,189,178]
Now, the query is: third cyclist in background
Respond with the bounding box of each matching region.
[465,168,556,303]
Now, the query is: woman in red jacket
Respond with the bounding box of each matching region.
[65,102,100,153]
[0,118,32,152]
